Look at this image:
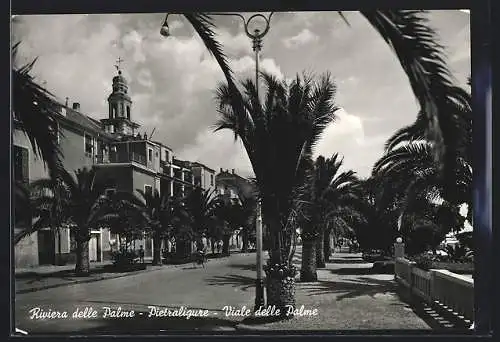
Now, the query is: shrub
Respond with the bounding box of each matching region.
[111,249,137,267]
[411,253,436,270]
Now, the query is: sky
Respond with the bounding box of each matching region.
[11,11,470,179]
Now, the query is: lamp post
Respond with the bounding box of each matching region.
[160,12,274,311]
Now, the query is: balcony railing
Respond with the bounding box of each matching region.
[395,257,474,325]
[95,153,147,166]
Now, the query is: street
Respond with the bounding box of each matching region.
[15,247,439,334]
[15,252,259,334]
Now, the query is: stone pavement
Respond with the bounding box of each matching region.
[236,250,464,331]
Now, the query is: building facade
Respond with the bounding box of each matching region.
[13,67,212,268]
[215,169,258,250]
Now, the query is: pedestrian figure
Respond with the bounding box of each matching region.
[139,245,145,264]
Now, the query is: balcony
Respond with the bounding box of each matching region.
[95,152,147,166]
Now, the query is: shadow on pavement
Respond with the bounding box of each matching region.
[228,263,257,272]
[328,259,370,264]
[302,276,397,300]
[390,290,471,332]
[329,266,394,275]
[205,275,255,291]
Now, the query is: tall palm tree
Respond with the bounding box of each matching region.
[183,187,221,252]
[182,11,460,176]
[12,42,64,182]
[383,85,472,201]
[12,42,66,244]
[135,188,175,265]
[214,71,339,312]
[373,140,471,250]
[28,178,72,265]
[234,194,258,253]
[30,167,137,275]
[299,154,361,281]
[312,154,360,268]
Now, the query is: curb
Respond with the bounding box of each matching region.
[234,323,272,331]
[15,254,238,294]
[15,266,165,294]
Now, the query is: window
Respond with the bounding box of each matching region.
[210,174,214,186]
[120,103,125,116]
[126,106,130,120]
[13,145,29,184]
[84,134,93,155]
[148,149,152,162]
[144,185,153,197]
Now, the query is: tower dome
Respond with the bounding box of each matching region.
[113,70,128,85]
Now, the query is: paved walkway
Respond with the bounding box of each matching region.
[238,250,435,331]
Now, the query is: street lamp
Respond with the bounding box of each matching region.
[160,12,274,311]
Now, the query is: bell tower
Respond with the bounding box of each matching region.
[101,57,140,136]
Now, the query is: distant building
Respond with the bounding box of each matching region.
[215,168,255,203]
[191,162,216,192]
[215,168,258,250]
[13,66,213,268]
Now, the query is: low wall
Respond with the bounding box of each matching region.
[395,257,474,324]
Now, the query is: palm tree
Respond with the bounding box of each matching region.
[183,187,221,253]
[12,42,63,182]
[30,167,137,275]
[235,194,258,253]
[373,139,471,252]
[312,154,360,268]
[299,154,361,281]
[383,85,472,202]
[214,71,339,312]
[183,11,461,178]
[28,178,72,265]
[135,188,175,265]
[12,43,66,243]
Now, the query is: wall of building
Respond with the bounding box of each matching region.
[13,129,50,182]
[132,168,157,198]
[13,129,45,267]
[59,123,95,174]
[101,228,112,260]
[94,165,133,193]
[15,232,39,268]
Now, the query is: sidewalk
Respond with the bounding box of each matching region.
[236,251,435,331]
[15,253,241,294]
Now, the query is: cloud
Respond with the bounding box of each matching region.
[177,128,253,177]
[313,108,365,158]
[282,28,319,49]
[12,11,470,181]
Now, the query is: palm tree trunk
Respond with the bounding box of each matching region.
[210,238,216,255]
[241,228,249,253]
[222,234,230,256]
[300,237,317,282]
[75,239,90,276]
[316,228,326,268]
[152,236,162,265]
[196,236,204,252]
[265,218,296,318]
[324,229,331,263]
